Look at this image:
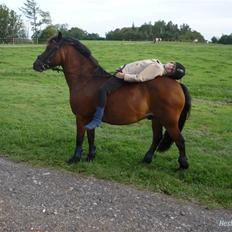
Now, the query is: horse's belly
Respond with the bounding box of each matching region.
[103,93,150,125]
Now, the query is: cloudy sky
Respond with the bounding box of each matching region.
[2,0,232,40]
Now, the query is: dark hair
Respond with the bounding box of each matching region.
[173,62,185,79]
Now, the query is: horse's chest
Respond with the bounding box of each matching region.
[69,92,89,116]
[69,94,80,114]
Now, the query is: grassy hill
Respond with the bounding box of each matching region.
[0,41,231,208]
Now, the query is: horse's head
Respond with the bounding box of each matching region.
[33,32,64,72]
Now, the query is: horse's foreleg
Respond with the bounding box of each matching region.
[86,129,96,162]
[166,125,189,169]
[143,119,163,163]
[68,118,85,164]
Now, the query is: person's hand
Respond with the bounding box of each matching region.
[115,72,125,79]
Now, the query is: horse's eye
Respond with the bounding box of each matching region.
[51,39,58,44]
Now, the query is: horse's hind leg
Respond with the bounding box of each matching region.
[143,119,163,163]
[165,125,189,169]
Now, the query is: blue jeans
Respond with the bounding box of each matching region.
[98,76,124,107]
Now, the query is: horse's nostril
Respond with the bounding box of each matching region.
[33,60,43,72]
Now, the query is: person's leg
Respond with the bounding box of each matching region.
[85,76,124,130]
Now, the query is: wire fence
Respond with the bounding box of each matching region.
[0,37,48,44]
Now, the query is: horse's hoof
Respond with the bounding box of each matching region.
[178,157,189,169]
[142,157,152,164]
[86,155,95,162]
[67,156,81,164]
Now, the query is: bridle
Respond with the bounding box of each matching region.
[36,39,64,72]
[34,36,112,77]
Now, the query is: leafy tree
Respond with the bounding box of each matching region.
[179,23,191,33]
[218,34,232,44]
[152,20,167,39]
[139,23,153,40]
[38,25,57,43]
[165,21,179,41]
[211,36,218,43]
[54,23,69,35]
[67,27,101,40]
[179,30,205,42]
[191,31,205,42]
[38,25,102,41]
[87,33,101,40]
[20,0,51,39]
[0,4,26,43]
[211,34,232,44]
[106,28,123,40]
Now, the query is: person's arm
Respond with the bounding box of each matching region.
[116,71,143,82]
[123,73,143,82]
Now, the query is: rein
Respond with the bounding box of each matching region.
[51,66,64,73]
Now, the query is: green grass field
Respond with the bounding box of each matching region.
[0,41,231,209]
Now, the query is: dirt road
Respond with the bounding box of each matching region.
[0,157,231,232]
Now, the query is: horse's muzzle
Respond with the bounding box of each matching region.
[33,59,46,72]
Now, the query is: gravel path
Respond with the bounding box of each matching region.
[0,157,231,232]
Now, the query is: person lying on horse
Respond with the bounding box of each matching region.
[85,59,185,130]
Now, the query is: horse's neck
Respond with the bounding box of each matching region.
[61,47,97,90]
[61,47,111,92]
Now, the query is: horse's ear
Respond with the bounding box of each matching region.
[57,31,63,40]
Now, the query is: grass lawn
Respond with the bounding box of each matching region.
[0,41,231,208]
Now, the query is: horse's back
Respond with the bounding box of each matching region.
[104,77,185,125]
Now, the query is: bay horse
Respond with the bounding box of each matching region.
[33,32,191,169]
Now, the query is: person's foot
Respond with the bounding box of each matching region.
[85,118,102,130]
[85,107,104,130]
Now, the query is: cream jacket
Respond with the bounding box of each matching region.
[119,59,165,82]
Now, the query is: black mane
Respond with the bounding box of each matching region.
[50,35,112,78]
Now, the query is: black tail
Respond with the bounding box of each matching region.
[157,83,191,152]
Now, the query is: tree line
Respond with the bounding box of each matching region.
[211,34,232,45]
[0,1,231,44]
[105,21,205,42]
